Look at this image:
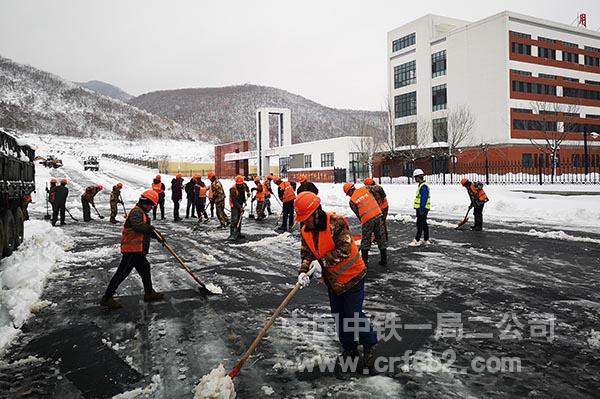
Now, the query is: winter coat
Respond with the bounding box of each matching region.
[110,186,122,205]
[53,185,69,207]
[297,181,319,195]
[171,178,183,201]
[185,180,195,199]
[210,179,226,203]
[123,205,158,254]
[229,185,246,210]
[81,186,101,205]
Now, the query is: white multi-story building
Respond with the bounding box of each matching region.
[380,11,600,177]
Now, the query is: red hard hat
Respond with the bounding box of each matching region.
[60,178,68,185]
[266,175,273,180]
[343,182,354,195]
[207,172,215,180]
[295,192,321,222]
[364,178,375,186]
[193,174,201,180]
[254,176,261,183]
[273,176,281,184]
[235,175,244,184]
[50,178,57,183]
[460,178,468,186]
[116,182,123,188]
[155,175,161,181]
[298,175,307,183]
[175,173,183,179]
[141,189,159,206]
[97,184,104,191]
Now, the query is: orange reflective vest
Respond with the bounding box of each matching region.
[279,181,296,203]
[152,182,164,194]
[350,186,382,224]
[263,182,271,197]
[207,187,213,200]
[121,208,148,253]
[468,183,489,203]
[255,188,265,202]
[381,197,389,211]
[301,212,366,287]
[198,186,207,198]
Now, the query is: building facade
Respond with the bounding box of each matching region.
[378,11,600,178]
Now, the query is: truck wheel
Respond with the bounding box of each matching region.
[13,207,24,248]
[2,210,15,257]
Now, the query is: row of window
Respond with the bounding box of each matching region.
[392,50,447,89]
[392,32,416,52]
[522,153,600,168]
[393,85,448,118]
[394,118,448,147]
[511,80,557,96]
[321,152,334,167]
[510,69,600,86]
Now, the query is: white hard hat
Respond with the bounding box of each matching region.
[412,168,425,177]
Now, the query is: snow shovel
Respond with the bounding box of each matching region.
[119,195,127,217]
[44,183,51,220]
[92,204,105,219]
[65,208,79,222]
[153,228,216,296]
[228,264,317,379]
[455,206,473,230]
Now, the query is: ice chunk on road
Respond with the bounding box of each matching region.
[204,283,223,295]
[261,385,275,396]
[193,364,236,399]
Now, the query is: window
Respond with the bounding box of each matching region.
[511,80,557,95]
[432,50,446,78]
[394,123,417,147]
[538,36,556,43]
[432,84,447,111]
[392,33,416,52]
[563,86,600,101]
[539,73,556,80]
[584,46,600,67]
[538,46,556,60]
[510,31,531,39]
[382,164,391,178]
[586,114,600,119]
[586,80,600,86]
[320,152,334,167]
[394,92,417,118]
[304,154,312,168]
[512,118,557,132]
[561,76,579,82]
[279,157,290,178]
[432,118,447,142]
[348,153,369,181]
[512,108,533,113]
[394,60,416,88]
[511,69,532,76]
[511,42,531,55]
[522,153,533,167]
[562,51,579,64]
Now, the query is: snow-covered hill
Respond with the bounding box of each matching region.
[129,84,386,144]
[77,80,133,102]
[0,56,189,141]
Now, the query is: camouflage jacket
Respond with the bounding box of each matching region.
[210,179,226,203]
[81,186,101,205]
[110,186,122,204]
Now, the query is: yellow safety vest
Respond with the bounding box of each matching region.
[413,182,431,210]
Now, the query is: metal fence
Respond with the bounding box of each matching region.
[101,154,159,170]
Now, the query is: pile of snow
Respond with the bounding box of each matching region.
[112,374,161,399]
[193,364,236,399]
[0,221,72,354]
[588,330,600,349]
[204,283,223,295]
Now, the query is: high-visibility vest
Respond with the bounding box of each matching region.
[255,187,265,202]
[152,182,164,194]
[279,181,296,203]
[301,212,365,287]
[207,187,213,199]
[198,186,207,198]
[120,207,147,253]
[350,186,382,224]
[263,182,271,197]
[413,182,431,210]
[381,197,388,211]
[468,183,489,203]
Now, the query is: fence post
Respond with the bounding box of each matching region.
[538,159,543,185]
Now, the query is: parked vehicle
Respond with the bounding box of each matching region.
[42,155,63,169]
[84,155,99,171]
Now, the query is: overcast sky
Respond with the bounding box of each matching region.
[1,0,599,111]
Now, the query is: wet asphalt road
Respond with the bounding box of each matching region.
[1,161,599,399]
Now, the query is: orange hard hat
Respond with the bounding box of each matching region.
[295,192,321,222]
[155,175,161,181]
[175,173,183,179]
[235,175,244,184]
[266,175,273,180]
[60,178,68,185]
[460,178,468,186]
[254,176,261,183]
[97,184,104,191]
[364,178,374,186]
[50,178,57,183]
[273,176,281,184]
[141,189,159,206]
[193,174,201,180]
[343,182,354,195]
[298,175,307,183]
[116,182,123,188]
[207,172,215,180]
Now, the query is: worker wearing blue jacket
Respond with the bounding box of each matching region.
[410,169,431,246]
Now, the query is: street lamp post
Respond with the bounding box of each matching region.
[584,128,589,176]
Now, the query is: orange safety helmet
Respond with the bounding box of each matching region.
[207,172,215,180]
[50,178,57,184]
[141,189,159,206]
[193,174,201,180]
[235,175,244,184]
[364,178,375,186]
[155,175,161,181]
[254,176,262,183]
[298,175,307,183]
[273,176,281,184]
[342,182,354,195]
[116,182,123,188]
[60,178,68,185]
[175,173,183,179]
[460,178,469,186]
[295,192,321,222]
[266,175,273,181]
[97,184,104,191]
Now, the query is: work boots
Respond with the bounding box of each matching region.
[378,249,387,266]
[361,250,369,265]
[109,218,117,224]
[144,290,164,302]
[100,296,122,309]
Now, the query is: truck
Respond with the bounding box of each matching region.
[83,155,99,171]
[0,128,36,258]
[42,155,63,169]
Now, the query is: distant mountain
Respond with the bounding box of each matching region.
[77,80,133,102]
[129,84,385,144]
[0,56,189,140]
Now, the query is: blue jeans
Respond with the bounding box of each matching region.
[328,278,378,351]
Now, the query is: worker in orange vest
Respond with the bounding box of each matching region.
[274,176,296,232]
[251,177,266,220]
[460,178,489,231]
[295,192,378,371]
[264,175,274,216]
[228,175,247,240]
[100,190,165,309]
[364,178,389,240]
[343,183,387,266]
[151,175,166,220]
[207,181,214,218]
[194,176,209,223]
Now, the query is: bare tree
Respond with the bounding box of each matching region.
[350,114,382,181]
[446,105,476,157]
[528,101,580,182]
